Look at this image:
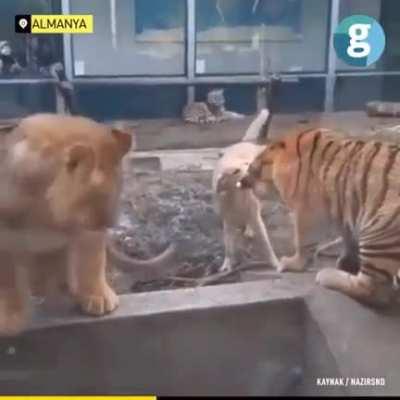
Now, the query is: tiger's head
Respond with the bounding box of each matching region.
[9,114,133,232]
[238,140,286,190]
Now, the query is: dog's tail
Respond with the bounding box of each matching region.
[241,108,271,143]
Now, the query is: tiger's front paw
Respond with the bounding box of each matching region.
[316,268,344,289]
[279,255,308,273]
[78,283,119,316]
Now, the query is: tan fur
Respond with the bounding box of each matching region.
[213,110,280,272]
[0,114,133,335]
[241,128,400,306]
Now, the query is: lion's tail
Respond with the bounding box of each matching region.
[106,237,179,281]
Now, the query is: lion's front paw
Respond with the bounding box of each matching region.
[78,284,119,316]
[0,299,28,336]
[279,255,307,273]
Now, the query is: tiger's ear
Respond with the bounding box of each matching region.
[269,141,285,151]
[65,143,95,172]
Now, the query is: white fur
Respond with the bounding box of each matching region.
[241,109,269,142]
[213,109,281,272]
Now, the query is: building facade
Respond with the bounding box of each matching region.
[1,0,399,120]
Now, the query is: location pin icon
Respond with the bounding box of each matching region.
[19,18,28,29]
[15,15,30,33]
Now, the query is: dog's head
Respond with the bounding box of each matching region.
[216,164,251,194]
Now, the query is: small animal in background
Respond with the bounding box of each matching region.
[366,101,400,118]
[49,62,77,115]
[239,128,400,307]
[0,41,22,76]
[183,88,244,125]
[213,109,281,272]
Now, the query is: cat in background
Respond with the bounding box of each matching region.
[183,89,245,125]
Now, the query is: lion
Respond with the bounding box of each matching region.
[0,113,175,336]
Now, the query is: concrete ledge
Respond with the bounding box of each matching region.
[1,276,399,395]
[130,148,221,172]
[28,279,309,331]
[0,280,309,395]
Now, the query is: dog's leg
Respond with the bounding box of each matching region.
[315,237,342,258]
[248,204,281,270]
[220,221,240,272]
[244,224,255,239]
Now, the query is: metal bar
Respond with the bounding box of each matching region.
[186,0,196,105]
[324,0,340,112]
[187,0,196,80]
[0,79,57,84]
[110,0,118,50]
[68,75,305,85]
[187,86,195,104]
[336,71,400,76]
[61,0,73,80]
[4,70,400,86]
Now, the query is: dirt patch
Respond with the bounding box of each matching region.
[108,167,295,295]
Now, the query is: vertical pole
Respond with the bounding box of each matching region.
[110,0,118,50]
[256,24,268,111]
[61,0,73,80]
[324,0,340,112]
[187,0,196,105]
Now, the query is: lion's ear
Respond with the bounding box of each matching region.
[111,126,133,156]
[65,144,94,172]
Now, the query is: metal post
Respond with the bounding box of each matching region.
[324,0,340,112]
[110,0,118,50]
[186,0,196,105]
[61,0,73,80]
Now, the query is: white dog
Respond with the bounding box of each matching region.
[213,109,281,272]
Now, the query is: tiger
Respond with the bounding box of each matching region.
[238,127,400,307]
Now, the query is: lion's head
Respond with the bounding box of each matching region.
[8,114,133,231]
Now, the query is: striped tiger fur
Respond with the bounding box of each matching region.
[239,128,400,306]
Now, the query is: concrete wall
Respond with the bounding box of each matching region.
[0,278,399,395]
[0,82,56,119]
[304,286,400,396]
[0,282,308,395]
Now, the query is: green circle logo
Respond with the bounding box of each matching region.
[334,15,386,67]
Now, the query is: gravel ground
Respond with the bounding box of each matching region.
[106,121,400,295]
[107,168,294,294]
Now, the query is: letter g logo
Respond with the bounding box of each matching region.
[347,23,371,58]
[334,15,385,67]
